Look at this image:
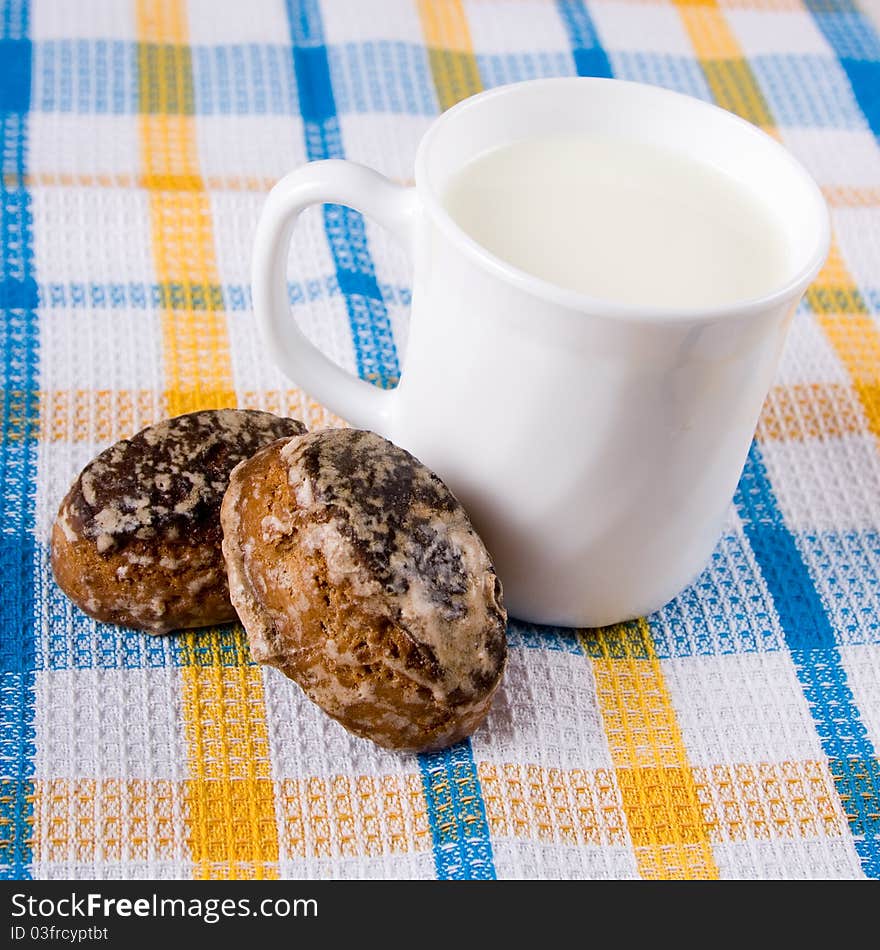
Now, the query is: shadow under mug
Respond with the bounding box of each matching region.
[251,77,830,628]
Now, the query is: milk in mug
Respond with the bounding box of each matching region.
[442,133,791,309]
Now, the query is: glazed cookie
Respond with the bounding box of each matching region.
[51,409,306,634]
[221,428,507,752]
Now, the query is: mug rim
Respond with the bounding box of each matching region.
[413,76,831,324]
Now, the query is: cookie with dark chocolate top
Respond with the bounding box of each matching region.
[51,409,306,634]
[221,428,507,753]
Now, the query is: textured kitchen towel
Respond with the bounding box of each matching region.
[1,0,879,880]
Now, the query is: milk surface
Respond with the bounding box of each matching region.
[442,134,790,309]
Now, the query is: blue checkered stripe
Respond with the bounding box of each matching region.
[1,0,37,881]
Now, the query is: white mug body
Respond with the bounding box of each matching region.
[251,78,830,627]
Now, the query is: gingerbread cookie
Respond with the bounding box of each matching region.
[221,428,507,752]
[51,409,306,634]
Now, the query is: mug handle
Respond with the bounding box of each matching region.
[251,159,418,432]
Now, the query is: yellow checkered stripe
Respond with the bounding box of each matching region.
[27,757,846,870]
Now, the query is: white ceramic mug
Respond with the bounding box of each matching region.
[252,77,829,628]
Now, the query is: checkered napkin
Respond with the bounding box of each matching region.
[2,0,879,881]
